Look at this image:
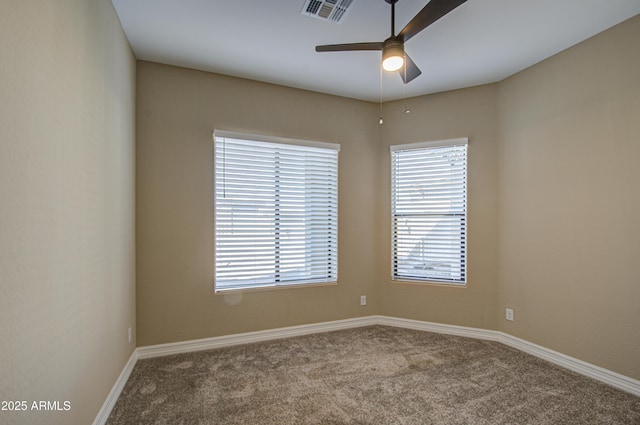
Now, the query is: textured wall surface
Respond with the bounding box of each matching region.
[376,85,500,331]
[135,62,379,346]
[0,1,136,424]
[497,15,640,380]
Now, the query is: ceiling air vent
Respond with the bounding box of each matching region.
[301,0,354,23]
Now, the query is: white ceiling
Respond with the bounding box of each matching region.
[111,0,640,102]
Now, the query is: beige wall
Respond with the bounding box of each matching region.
[136,62,379,346]
[497,15,640,380]
[0,1,136,424]
[136,61,500,342]
[376,85,500,330]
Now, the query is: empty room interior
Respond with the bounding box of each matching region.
[1,0,639,424]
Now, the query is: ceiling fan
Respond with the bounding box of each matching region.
[315,0,468,84]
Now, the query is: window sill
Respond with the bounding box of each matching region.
[214,281,338,295]
[390,278,467,288]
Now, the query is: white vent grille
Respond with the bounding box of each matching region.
[301,0,354,23]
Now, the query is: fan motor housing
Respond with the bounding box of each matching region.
[383,37,404,56]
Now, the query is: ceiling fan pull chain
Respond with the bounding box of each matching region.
[379,66,384,125]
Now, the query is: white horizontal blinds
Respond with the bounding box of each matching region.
[215,135,338,290]
[391,140,467,284]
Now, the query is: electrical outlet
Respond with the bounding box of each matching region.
[128,327,132,344]
[360,295,367,306]
[506,308,514,321]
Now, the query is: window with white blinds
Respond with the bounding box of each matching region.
[214,132,339,291]
[391,139,467,284]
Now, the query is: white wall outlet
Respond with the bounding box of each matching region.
[360,295,367,306]
[128,327,132,344]
[506,308,514,321]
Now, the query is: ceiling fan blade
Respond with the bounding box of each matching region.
[315,42,384,52]
[399,53,422,84]
[398,0,467,43]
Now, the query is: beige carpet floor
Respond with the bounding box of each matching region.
[107,326,640,424]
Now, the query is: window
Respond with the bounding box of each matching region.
[391,139,467,285]
[214,131,339,291]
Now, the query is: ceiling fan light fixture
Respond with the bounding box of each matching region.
[315,0,469,83]
[382,54,404,71]
[382,39,404,72]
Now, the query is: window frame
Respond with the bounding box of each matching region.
[213,130,339,293]
[390,138,468,286]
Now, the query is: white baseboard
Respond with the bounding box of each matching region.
[374,315,640,397]
[136,316,378,359]
[97,314,639,423]
[92,350,138,425]
[498,332,640,397]
[375,315,501,341]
